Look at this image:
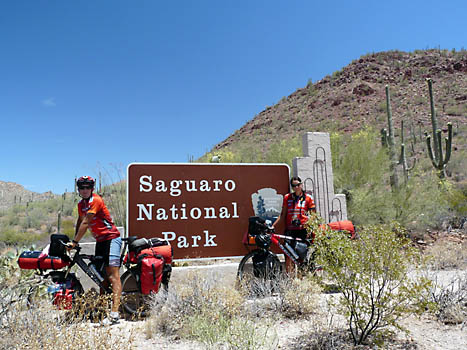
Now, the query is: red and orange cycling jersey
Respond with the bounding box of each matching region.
[78,193,120,242]
[283,192,315,230]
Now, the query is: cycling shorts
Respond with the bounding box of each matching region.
[95,237,122,268]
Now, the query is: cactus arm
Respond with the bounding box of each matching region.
[407,156,416,171]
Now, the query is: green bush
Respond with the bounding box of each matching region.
[313,224,431,345]
[332,128,389,193]
[0,227,37,246]
[329,127,464,230]
[61,219,75,236]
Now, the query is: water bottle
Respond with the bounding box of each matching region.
[47,283,61,294]
[88,263,104,283]
[284,241,299,260]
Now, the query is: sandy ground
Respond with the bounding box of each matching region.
[100,264,466,350]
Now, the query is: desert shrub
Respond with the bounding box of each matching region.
[240,274,322,320]
[426,240,467,270]
[330,128,463,229]
[0,227,37,245]
[428,273,467,324]
[332,129,389,191]
[313,224,431,345]
[275,275,321,319]
[60,219,75,236]
[200,136,301,169]
[0,251,133,350]
[262,136,302,166]
[0,302,134,350]
[146,271,277,349]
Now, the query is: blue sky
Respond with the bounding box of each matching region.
[1,0,465,194]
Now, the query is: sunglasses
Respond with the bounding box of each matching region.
[291,183,302,188]
[79,186,92,190]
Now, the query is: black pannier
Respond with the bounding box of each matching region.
[129,237,167,254]
[248,216,267,236]
[294,241,309,261]
[49,234,70,257]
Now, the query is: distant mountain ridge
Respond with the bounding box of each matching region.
[212,49,466,153]
[0,181,56,210]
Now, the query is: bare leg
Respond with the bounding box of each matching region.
[106,266,122,313]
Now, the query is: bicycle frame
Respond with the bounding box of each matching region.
[270,233,301,266]
[268,232,311,266]
[62,238,132,294]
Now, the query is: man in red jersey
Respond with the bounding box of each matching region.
[68,176,122,325]
[273,176,315,271]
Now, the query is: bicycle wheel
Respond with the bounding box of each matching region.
[120,270,148,317]
[237,249,282,296]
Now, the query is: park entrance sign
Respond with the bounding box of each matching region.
[127,163,289,259]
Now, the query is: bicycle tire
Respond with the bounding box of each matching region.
[120,270,148,317]
[237,249,282,296]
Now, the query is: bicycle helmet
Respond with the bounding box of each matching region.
[255,233,272,249]
[77,176,95,189]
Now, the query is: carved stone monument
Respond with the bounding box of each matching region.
[292,132,347,223]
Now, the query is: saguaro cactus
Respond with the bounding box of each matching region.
[384,85,399,189]
[425,78,453,179]
[399,120,416,182]
[426,123,452,179]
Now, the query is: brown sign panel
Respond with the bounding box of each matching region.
[127,163,289,259]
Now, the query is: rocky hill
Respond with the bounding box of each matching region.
[0,181,57,211]
[213,49,466,153]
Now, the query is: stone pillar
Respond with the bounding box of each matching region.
[292,132,347,223]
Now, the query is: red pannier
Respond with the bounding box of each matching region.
[53,289,74,310]
[126,241,173,265]
[321,220,356,239]
[137,248,164,295]
[18,251,70,270]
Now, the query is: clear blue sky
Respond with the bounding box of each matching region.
[1,0,465,194]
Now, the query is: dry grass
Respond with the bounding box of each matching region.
[425,239,467,270]
[428,273,467,325]
[0,301,135,350]
[143,270,325,349]
[144,270,282,349]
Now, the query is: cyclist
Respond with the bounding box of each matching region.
[68,176,122,325]
[272,176,316,271]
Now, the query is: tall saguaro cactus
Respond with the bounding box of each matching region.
[384,85,399,189]
[425,78,453,179]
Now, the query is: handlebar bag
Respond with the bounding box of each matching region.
[49,234,70,257]
[18,251,70,270]
[137,248,164,295]
[248,216,267,236]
